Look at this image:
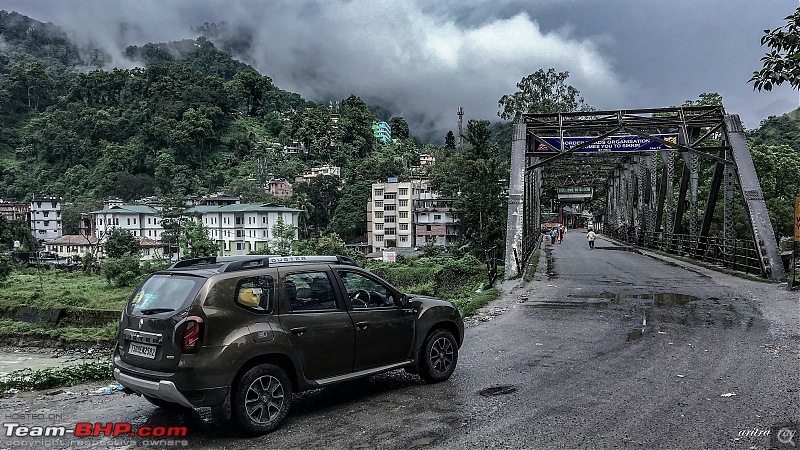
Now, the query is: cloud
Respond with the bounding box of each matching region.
[4,0,797,139]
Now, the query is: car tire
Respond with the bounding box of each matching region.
[143,395,193,412]
[419,328,458,383]
[232,363,293,435]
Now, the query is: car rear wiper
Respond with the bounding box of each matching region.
[139,308,176,315]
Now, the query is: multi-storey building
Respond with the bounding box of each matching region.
[294,165,341,183]
[29,196,63,241]
[88,204,164,241]
[372,121,392,143]
[413,199,458,248]
[367,179,459,253]
[267,178,293,198]
[187,203,301,256]
[367,179,416,252]
[44,235,100,259]
[0,199,29,222]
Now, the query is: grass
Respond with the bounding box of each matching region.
[0,319,118,342]
[0,269,131,310]
[0,357,114,392]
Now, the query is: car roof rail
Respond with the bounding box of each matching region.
[168,255,359,273]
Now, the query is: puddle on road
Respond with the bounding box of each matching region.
[0,350,89,377]
[570,292,700,307]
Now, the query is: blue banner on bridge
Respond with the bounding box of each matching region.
[534,134,678,153]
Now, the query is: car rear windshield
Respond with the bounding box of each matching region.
[128,274,204,316]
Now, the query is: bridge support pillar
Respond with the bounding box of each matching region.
[505,122,527,279]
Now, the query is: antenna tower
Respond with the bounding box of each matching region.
[457,106,464,147]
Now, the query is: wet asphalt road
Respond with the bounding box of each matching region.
[1,232,798,450]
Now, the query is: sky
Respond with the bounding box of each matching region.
[4,0,800,141]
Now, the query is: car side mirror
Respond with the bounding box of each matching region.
[398,293,410,307]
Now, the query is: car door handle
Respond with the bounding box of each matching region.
[355,321,369,330]
[290,327,307,336]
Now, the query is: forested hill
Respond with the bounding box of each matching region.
[0,11,425,217]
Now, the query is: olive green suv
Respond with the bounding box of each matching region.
[113,255,464,434]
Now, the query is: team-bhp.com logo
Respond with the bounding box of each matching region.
[4,422,188,438]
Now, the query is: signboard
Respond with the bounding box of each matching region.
[534,134,678,153]
[557,186,593,200]
[795,196,800,241]
[383,251,396,262]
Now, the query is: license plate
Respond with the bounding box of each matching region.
[128,342,157,359]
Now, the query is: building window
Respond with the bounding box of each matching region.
[235,217,243,225]
[399,200,408,207]
[127,218,131,225]
[375,211,383,219]
[51,202,57,208]
[384,215,396,223]
[398,188,408,196]
[374,189,383,196]
[375,223,384,230]
[385,204,396,211]
[384,193,396,200]
[236,230,244,238]
[236,242,244,250]
[399,211,408,219]
[434,214,442,220]
[400,236,408,242]
[375,200,383,208]
[43,211,49,217]
[385,228,396,235]
[400,223,408,230]
[376,235,384,242]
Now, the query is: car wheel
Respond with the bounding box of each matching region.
[419,328,458,383]
[232,363,293,435]
[143,395,193,412]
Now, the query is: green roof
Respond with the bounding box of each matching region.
[88,205,159,214]
[187,203,301,214]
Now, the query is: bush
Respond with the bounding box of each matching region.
[102,255,142,287]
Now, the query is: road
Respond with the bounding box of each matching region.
[1,232,798,450]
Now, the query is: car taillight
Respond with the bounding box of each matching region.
[182,316,204,353]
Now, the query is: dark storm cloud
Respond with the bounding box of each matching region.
[4,0,798,139]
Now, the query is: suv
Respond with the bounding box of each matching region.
[113,255,464,434]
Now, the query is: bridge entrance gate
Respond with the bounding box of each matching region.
[504,106,784,280]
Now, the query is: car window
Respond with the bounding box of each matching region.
[129,275,204,315]
[338,271,395,309]
[285,272,338,312]
[234,275,274,313]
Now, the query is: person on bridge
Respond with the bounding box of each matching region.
[587,229,596,249]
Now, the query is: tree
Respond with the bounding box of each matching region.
[444,130,456,149]
[498,68,590,121]
[750,8,800,91]
[180,220,219,259]
[103,228,142,258]
[271,217,296,255]
[429,119,509,258]
[0,216,38,252]
[389,116,410,140]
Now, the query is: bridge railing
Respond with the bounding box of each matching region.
[606,227,763,276]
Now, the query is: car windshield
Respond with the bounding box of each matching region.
[128,275,204,316]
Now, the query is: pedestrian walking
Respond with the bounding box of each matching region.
[550,228,557,245]
[587,229,596,249]
[557,226,563,244]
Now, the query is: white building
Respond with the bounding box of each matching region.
[88,204,164,241]
[367,179,415,252]
[187,203,301,255]
[29,196,63,241]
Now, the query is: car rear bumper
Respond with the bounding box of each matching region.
[114,368,195,408]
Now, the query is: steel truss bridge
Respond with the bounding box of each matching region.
[504,106,784,281]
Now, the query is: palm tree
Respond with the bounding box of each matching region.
[291,192,315,239]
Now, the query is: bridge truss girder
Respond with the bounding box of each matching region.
[504,106,784,280]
